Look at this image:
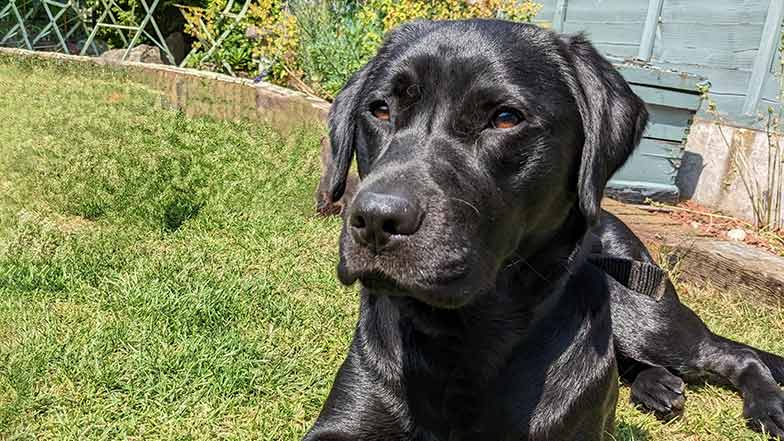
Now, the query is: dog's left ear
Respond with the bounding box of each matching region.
[562,34,648,227]
[327,64,370,203]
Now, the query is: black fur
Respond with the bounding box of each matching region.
[305,19,784,440]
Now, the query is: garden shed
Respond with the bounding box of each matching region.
[533,0,784,208]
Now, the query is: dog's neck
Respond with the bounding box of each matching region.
[354,223,597,436]
[356,215,592,377]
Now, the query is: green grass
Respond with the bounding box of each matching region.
[0,56,782,441]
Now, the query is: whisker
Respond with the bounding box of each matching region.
[506,256,550,283]
[450,197,481,217]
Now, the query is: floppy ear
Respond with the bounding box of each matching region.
[562,34,649,227]
[327,64,370,203]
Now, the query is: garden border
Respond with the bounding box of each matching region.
[0,47,331,134]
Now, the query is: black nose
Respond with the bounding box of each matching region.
[349,191,423,252]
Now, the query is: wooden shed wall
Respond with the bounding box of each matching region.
[534,0,784,127]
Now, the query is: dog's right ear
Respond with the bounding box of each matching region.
[327,64,370,203]
[561,34,648,228]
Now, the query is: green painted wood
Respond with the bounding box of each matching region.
[638,0,664,62]
[661,0,770,24]
[557,0,648,21]
[649,62,751,94]
[563,22,643,59]
[552,0,567,32]
[562,22,643,45]
[652,24,762,70]
[645,121,689,142]
[640,105,695,143]
[534,0,557,23]
[648,104,694,129]
[615,64,704,92]
[630,84,702,111]
[744,0,784,115]
[613,59,759,122]
[760,71,781,105]
[610,138,683,184]
[532,0,782,130]
[592,43,640,60]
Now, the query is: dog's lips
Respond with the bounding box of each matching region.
[358,272,407,293]
[337,226,482,306]
[338,259,480,308]
[339,253,470,290]
[359,268,469,293]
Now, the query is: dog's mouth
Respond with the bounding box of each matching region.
[357,271,407,293]
[356,268,469,293]
[338,257,486,308]
[335,207,495,308]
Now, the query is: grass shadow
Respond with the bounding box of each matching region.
[614,421,650,441]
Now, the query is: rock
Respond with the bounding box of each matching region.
[690,221,700,230]
[72,39,109,55]
[727,228,747,241]
[164,32,187,65]
[101,44,163,64]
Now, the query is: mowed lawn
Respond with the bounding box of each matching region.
[0,56,783,441]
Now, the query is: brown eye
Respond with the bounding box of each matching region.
[370,101,390,121]
[491,108,523,129]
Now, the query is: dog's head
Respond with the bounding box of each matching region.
[327,20,647,308]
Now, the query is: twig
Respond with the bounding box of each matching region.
[644,199,756,229]
[281,63,321,99]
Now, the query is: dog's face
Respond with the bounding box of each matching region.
[327,20,647,308]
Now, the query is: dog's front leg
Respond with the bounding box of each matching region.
[612,281,784,438]
[691,335,784,438]
[303,343,410,441]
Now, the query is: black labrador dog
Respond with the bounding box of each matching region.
[304,19,784,440]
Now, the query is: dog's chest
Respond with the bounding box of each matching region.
[402,355,617,441]
[395,296,618,440]
[401,341,586,437]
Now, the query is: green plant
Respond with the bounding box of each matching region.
[180,0,259,73]
[290,0,381,99]
[362,0,542,33]
[84,0,198,48]
[287,0,542,99]
[182,0,542,99]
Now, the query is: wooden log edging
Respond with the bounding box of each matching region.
[661,238,784,304]
[0,47,331,133]
[605,199,784,303]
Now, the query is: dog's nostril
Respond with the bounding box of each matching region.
[351,214,366,229]
[382,219,399,235]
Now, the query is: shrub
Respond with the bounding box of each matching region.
[183,0,541,100]
[290,1,382,99]
[84,0,199,49]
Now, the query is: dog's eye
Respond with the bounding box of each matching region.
[370,101,390,121]
[491,108,524,129]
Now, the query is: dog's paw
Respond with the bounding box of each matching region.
[630,366,686,421]
[743,388,784,439]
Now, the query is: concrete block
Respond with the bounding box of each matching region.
[679,118,784,225]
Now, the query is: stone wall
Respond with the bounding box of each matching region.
[679,118,784,224]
